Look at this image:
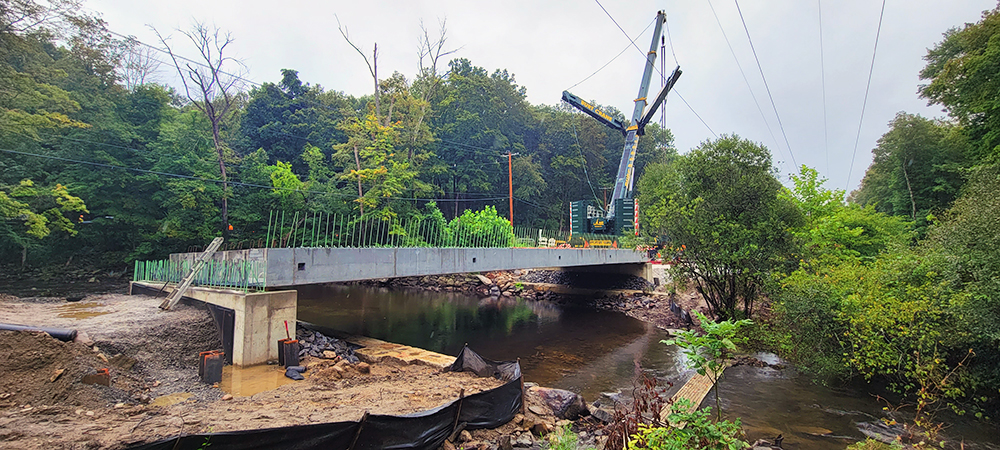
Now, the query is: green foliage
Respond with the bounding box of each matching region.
[851,113,970,234]
[448,205,513,248]
[920,6,1000,162]
[844,439,903,450]
[639,134,802,319]
[543,423,590,450]
[662,311,751,419]
[627,399,749,450]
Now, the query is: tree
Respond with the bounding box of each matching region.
[638,134,801,319]
[155,22,245,239]
[851,112,969,231]
[333,112,415,218]
[0,179,87,267]
[920,5,1000,162]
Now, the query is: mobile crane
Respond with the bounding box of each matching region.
[562,10,681,240]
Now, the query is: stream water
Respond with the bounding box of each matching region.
[296,284,999,449]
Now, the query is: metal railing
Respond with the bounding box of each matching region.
[133,259,266,291]
[247,210,625,250]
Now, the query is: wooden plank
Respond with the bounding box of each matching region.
[159,237,224,310]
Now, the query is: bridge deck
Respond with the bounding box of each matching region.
[170,247,648,288]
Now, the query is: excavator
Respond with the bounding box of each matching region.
[561,10,681,244]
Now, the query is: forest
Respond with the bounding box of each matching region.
[3,0,1000,439]
[0,0,674,269]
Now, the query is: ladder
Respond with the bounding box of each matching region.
[159,237,224,310]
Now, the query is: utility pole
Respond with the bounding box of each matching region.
[503,152,519,225]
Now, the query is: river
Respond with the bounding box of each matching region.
[296,284,999,449]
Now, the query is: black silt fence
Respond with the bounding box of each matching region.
[127,347,522,450]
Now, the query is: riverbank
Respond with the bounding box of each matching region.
[0,289,609,449]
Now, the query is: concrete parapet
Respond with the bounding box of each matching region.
[129,282,296,366]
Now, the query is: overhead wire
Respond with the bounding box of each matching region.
[0,147,510,203]
[733,0,799,170]
[818,0,830,176]
[565,17,656,92]
[846,0,887,191]
[571,120,606,209]
[593,0,718,138]
[706,0,789,174]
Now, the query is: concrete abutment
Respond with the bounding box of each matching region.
[129,281,296,366]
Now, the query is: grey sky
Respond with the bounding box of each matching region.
[88,0,996,192]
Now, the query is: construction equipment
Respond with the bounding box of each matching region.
[159,237,224,310]
[562,10,682,237]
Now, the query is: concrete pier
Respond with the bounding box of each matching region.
[130,281,296,366]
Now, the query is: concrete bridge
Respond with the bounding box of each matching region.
[167,246,651,287]
[136,246,649,367]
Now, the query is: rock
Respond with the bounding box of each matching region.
[221,394,233,401]
[74,331,94,347]
[441,440,456,450]
[529,386,588,420]
[528,404,548,416]
[475,274,493,285]
[499,434,513,450]
[513,433,533,447]
[459,430,472,442]
[531,421,551,436]
[322,350,340,359]
[355,362,371,374]
[50,368,65,382]
[114,403,126,409]
[591,407,615,424]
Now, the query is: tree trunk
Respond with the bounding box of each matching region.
[354,143,364,216]
[211,122,229,240]
[902,159,917,221]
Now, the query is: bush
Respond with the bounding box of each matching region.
[626,399,749,450]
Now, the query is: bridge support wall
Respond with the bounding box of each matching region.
[560,262,655,284]
[129,282,296,366]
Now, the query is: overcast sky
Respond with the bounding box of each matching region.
[87,0,996,192]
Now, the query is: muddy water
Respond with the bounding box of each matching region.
[221,365,297,397]
[297,284,999,449]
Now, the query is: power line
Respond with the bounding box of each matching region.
[0,147,510,203]
[674,90,717,138]
[733,0,798,169]
[706,0,789,174]
[818,0,830,176]
[847,0,887,191]
[593,0,717,140]
[565,18,656,92]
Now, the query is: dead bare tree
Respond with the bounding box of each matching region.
[336,15,379,118]
[153,22,245,239]
[119,37,161,90]
[411,18,458,155]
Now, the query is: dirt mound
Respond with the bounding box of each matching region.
[0,330,121,409]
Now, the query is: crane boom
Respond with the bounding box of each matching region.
[565,10,681,239]
[608,10,666,216]
[561,91,627,136]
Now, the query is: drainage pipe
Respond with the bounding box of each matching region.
[0,323,78,342]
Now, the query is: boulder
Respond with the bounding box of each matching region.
[475,274,493,285]
[529,386,588,420]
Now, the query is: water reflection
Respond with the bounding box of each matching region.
[298,284,1000,448]
[295,284,681,399]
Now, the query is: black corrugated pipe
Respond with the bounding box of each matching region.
[0,323,78,342]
